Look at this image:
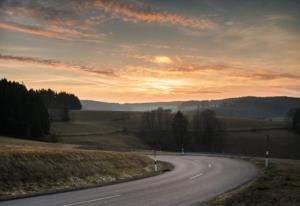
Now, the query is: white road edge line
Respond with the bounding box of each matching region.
[189,173,203,180]
[61,195,121,206]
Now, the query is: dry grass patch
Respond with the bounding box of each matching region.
[209,158,300,206]
[0,141,157,198]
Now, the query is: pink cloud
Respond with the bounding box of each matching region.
[0,20,104,43]
[0,54,115,76]
[94,0,216,30]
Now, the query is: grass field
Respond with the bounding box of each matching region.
[184,112,286,130]
[220,117,285,130]
[223,129,300,159]
[209,158,300,206]
[0,136,169,198]
[51,110,147,150]
[50,110,298,158]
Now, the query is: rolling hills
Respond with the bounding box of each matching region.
[81,96,300,119]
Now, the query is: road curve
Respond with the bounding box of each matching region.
[0,155,258,206]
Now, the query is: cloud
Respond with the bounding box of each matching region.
[266,15,296,22]
[1,0,75,24]
[0,54,115,76]
[0,20,103,43]
[249,70,300,80]
[131,55,174,65]
[153,56,173,64]
[124,63,300,83]
[93,0,216,29]
[0,0,216,45]
[167,63,300,81]
[173,87,223,95]
[129,54,182,65]
[0,20,67,39]
[172,64,227,72]
[0,1,106,43]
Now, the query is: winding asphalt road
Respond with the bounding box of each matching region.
[0,155,258,206]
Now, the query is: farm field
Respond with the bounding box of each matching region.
[51,110,147,150]
[50,110,299,158]
[223,129,300,159]
[220,117,286,130]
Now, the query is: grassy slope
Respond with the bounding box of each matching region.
[220,117,285,130]
[51,110,147,150]
[223,130,300,159]
[209,158,300,206]
[0,136,163,198]
[51,110,299,158]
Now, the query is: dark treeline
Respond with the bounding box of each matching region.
[286,107,300,133]
[38,89,81,110]
[0,79,49,139]
[0,78,82,140]
[140,108,174,150]
[294,108,300,133]
[140,108,224,152]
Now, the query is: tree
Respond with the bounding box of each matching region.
[286,108,296,128]
[0,79,50,140]
[37,89,81,110]
[140,108,173,150]
[61,108,70,121]
[192,109,223,152]
[292,107,300,133]
[172,111,188,153]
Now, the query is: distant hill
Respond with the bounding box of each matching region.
[81,100,181,111]
[81,96,300,119]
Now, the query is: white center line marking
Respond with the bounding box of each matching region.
[189,173,203,180]
[61,195,121,206]
[208,163,212,168]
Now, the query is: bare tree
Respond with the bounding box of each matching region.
[293,107,300,133]
[172,111,189,153]
[192,109,223,152]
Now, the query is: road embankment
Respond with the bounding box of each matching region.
[0,142,171,200]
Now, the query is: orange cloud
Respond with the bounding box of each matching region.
[129,54,182,65]
[248,70,300,80]
[0,20,66,39]
[0,20,103,43]
[153,56,173,64]
[1,54,300,102]
[0,54,115,76]
[172,64,227,72]
[94,0,216,29]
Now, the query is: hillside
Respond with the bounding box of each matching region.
[81,100,181,111]
[51,110,147,150]
[0,136,164,198]
[50,110,300,158]
[81,96,300,119]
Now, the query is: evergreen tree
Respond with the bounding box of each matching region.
[0,79,50,140]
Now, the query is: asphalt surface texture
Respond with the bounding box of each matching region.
[0,155,258,206]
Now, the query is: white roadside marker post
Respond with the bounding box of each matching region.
[154,150,158,172]
[265,135,270,168]
[154,159,158,172]
[265,150,269,168]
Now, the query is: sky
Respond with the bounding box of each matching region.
[0,0,300,103]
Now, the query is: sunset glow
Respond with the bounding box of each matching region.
[0,0,300,103]
[153,56,173,65]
